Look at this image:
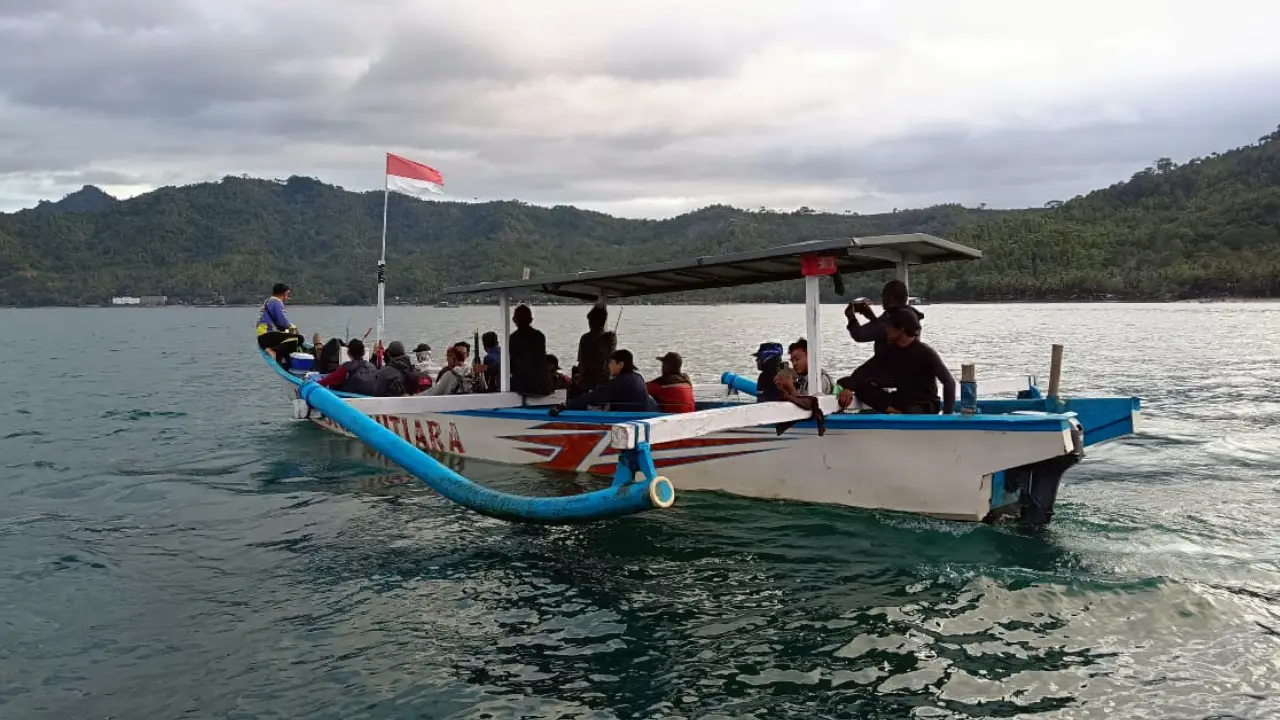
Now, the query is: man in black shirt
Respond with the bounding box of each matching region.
[508,304,552,396]
[845,280,923,357]
[837,308,955,414]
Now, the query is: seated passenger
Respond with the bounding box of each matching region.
[781,338,834,396]
[412,343,433,373]
[646,352,695,413]
[547,355,572,391]
[374,341,426,397]
[751,342,784,402]
[472,332,500,392]
[837,308,955,414]
[425,346,472,396]
[318,338,377,395]
[255,282,302,366]
[439,341,470,383]
[315,337,344,375]
[556,350,651,413]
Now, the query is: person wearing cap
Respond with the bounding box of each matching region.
[837,307,955,414]
[373,340,426,397]
[255,282,302,364]
[646,352,695,413]
[751,342,785,402]
[554,349,652,413]
[546,355,572,391]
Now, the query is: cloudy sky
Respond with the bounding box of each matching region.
[1,0,1279,217]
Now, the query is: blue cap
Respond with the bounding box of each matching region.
[752,342,784,360]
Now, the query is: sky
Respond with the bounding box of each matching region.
[1,0,1279,218]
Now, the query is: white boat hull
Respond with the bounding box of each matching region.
[294,398,1078,522]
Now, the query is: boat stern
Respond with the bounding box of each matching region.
[985,416,1085,526]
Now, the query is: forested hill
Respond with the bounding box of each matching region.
[3,127,1280,307]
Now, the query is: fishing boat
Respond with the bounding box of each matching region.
[265,234,1141,526]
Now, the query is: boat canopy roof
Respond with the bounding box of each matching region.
[442,233,981,300]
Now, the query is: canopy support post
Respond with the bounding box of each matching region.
[804,275,822,390]
[896,254,910,295]
[499,292,511,393]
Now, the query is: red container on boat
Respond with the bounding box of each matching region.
[800,254,837,276]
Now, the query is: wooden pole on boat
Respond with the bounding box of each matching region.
[960,363,977,415]
[499,292,512,394]
[376,158,390,352]
[1047,344,1064,402]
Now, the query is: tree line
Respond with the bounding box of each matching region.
[3,127,1279,307]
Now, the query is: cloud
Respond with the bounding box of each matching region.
[1,0,1279,216]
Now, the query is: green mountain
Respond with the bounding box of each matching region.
[31,185,119,215]
[3,127,1279,307]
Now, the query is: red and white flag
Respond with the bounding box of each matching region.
[385,153,444,197]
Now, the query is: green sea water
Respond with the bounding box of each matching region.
[1,303,1277,719]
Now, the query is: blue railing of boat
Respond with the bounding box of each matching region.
[717,372,1139,447]
[298,381,675,523]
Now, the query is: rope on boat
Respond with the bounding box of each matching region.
[298,381,675,523]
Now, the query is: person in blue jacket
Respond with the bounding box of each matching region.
[552,349,654,414]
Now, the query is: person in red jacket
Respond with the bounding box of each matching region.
[646,352,696,413]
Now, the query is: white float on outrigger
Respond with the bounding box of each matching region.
[267,234,1141,526]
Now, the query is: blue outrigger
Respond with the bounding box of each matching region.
[274,234,1141,525]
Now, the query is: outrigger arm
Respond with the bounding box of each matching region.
[298,381,676,522]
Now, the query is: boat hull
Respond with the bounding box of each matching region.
[271,353,1135,524]
[297,402,1080,522]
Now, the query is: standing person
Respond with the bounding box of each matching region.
[837,308,955,415]
[780,338,834,396]
[845,279,924,356]
[646,352,695,413]
[317,338,378,395]
[374,341,425,397]
[575,305,616,397]
[255,283,302,364]
[508,304,552,396]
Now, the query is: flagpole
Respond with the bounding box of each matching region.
[377,157,389,358]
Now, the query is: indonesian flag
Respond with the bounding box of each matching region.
[386,153,444,197]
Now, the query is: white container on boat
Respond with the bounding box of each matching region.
[290,352,315,372]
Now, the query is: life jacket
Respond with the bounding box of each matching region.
[255,296,291,335]
[646,374,696,413]
[337,359,377,395]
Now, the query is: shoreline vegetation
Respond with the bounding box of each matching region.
[3,126,1279,308]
